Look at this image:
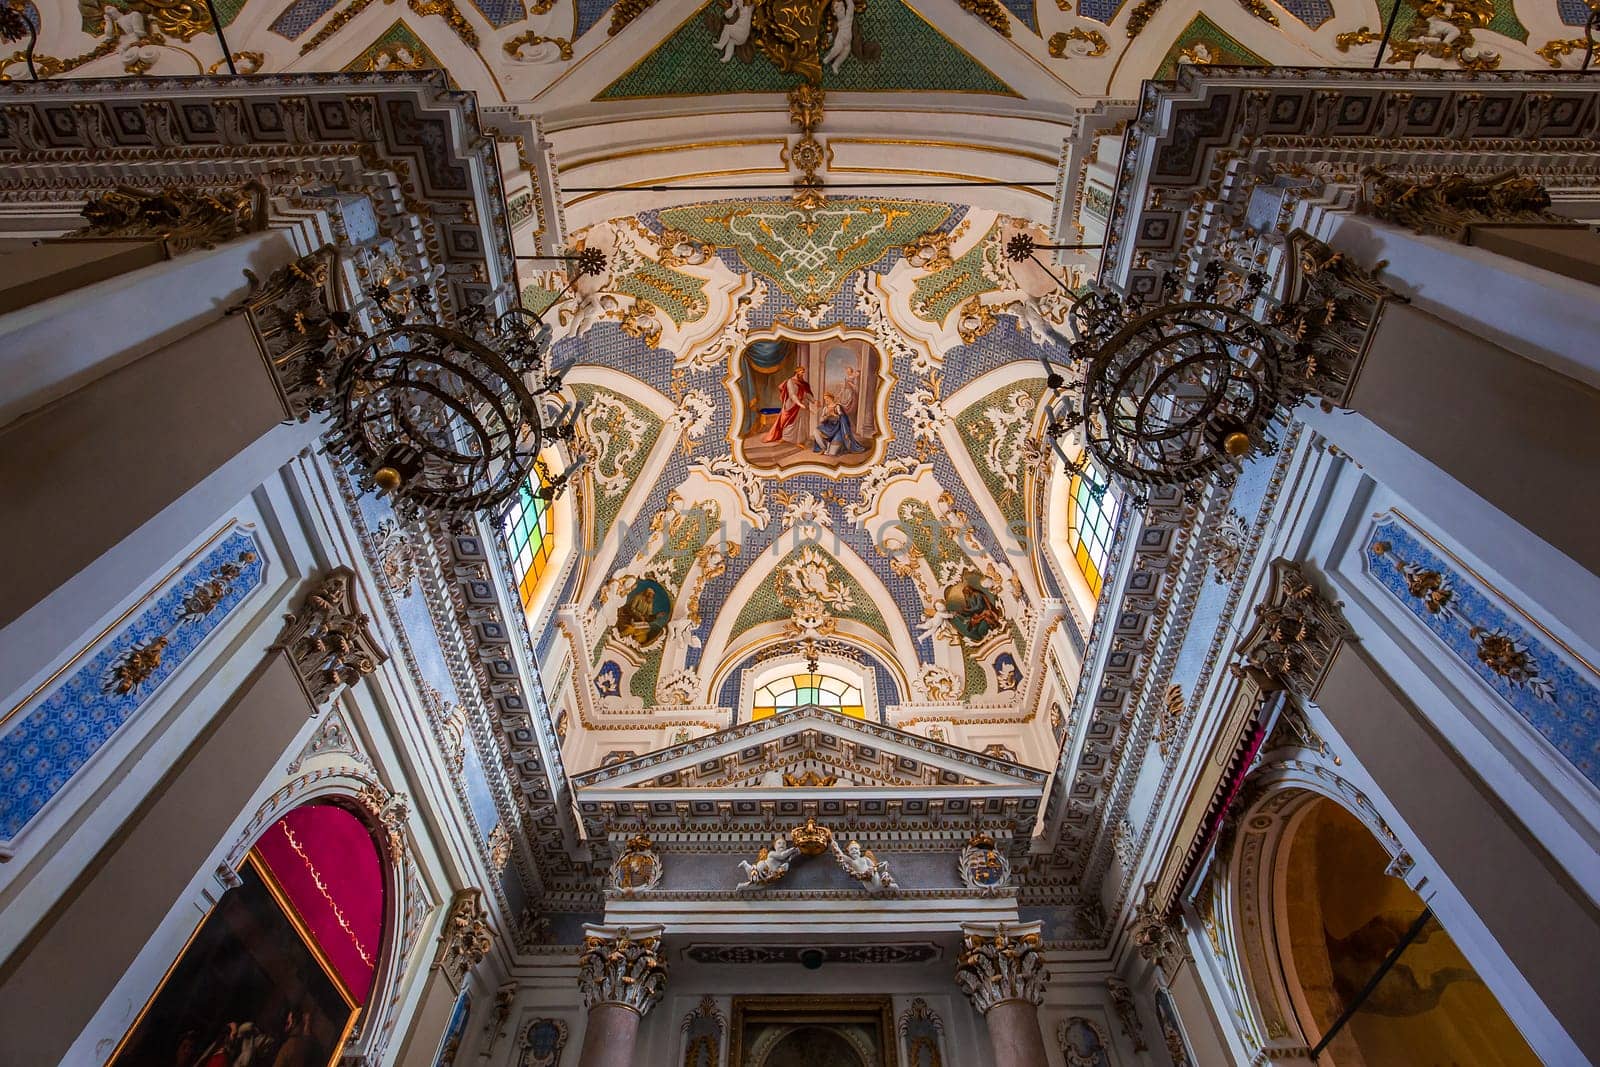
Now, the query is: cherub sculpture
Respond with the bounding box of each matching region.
[737,832,799,890]
[832,837,896,893]
[715,0,755,62]
[822,0,854,74]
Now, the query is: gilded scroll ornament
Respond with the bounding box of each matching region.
[1360,167,1564,242]
[353,780,410,854]
[503,30,573,60]
[70,183,267,255]
[1124,0,1165,38]
[1128,881,1186,976]
[1270,230,1399,409]
[1232,559,1353,700]
[608,0,655,35]
[955,921,1048,1013]
[104,548,258,694]
[1105,976,1147,1051]
[230,246,348,422]
[436,888,494,990]
[1048,27,1107,57]
[1335,0,1500,71]
[577,926,668,1015]
[271,567,389,712]
[1236,0,1277,25]
[958,0,1010,36]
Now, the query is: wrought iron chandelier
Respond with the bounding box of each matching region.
[1006,234,1313,500]
[322,248,606,521]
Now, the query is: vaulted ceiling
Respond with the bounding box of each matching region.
[541,201,1076,721]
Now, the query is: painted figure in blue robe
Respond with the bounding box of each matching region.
[811,390,867,455]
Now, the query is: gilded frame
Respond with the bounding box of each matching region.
[728,995,899,1067]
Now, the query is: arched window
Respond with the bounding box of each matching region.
[501,468,556,611]
[752,672,866,720]
[1066,460,1119,598]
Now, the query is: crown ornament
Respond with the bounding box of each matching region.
[967,830,997,850]
[790,817,833,856]
[625,834,654,852]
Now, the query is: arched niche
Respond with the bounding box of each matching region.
[1220,770,1538,1065]
[109,797,391,1066]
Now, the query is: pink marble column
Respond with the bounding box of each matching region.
[576,924,667,1067]
[955,921,1050,1067]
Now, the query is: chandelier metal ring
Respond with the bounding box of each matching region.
[329,321,545,517]
[1080,301,1281,486]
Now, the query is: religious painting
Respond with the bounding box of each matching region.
[614,578,672,648]
[942,569,1005,642]
[735,335,884,474]
[109,856,358,1067]
[519,1018,568,1067]
[729,996,896,1067]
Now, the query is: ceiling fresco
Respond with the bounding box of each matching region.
[532,200,1083,721]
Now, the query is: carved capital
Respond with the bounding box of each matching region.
[1129,882,1189,978]
[1233,560,1352,701]
[229,246,349,421]
[271,567,388,713]
[435,888,494,991]
[1361,168,1570,243]
[68,182,268,255]
[954,921,1048,1014]
[577,924,667,1016]
[1273,231,1401,408]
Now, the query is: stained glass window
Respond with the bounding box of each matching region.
[501,469,555,611]
[751,673,866,720]
[1066,459,1119,598]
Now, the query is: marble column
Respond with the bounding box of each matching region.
[576,924,667,1067]
[955,920,1050,1067]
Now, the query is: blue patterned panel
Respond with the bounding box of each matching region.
[576,0,619,37]
[0,528,266,841]
[1561,0,1594,25]
[1278,0,1334,29]
[468,0,523,29]
[1365,518,1600,789]
[269,0,339,39]
[999,0,1037,34]
[1076,0,1129,25]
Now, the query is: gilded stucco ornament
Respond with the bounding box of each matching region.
[958,830,1011,891]
[271,567,389,712]
[230,247,348,423]
[737,831,801,889]
[577,925,668,1015]
[1232,560,1353,701]
[436,888,494,991]
[831,835,897,892]
[609,834,663,895]
[1270,231,1400,410]
[1105,976,1148,1052]
[955,921,1047,1013]
[69,183,267,255]
[1359,168,1566,243]
[1336,0,1500,70]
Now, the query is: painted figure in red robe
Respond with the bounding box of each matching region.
[763,364,812,444]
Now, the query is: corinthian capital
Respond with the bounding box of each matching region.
[271,568,388,712]
[955,920,1048,1014]
[1232,560,1352,700]
[577,924,667,1017]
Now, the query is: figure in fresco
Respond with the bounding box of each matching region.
[763,363,812,445]
[739,337,880,472]
[944,570,1005,642]
[614,579,672,648]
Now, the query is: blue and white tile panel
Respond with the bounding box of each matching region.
[0,526,267,843]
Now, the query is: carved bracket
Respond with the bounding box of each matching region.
[1232,560,1353,701]
[272,567,388,713]
[435,888,494,992]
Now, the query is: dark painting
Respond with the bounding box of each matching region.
[110,856,357,1067]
